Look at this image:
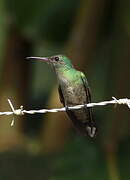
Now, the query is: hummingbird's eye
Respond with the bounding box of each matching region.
[55,57,59,61]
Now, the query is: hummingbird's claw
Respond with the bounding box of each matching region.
[65,105,69,112]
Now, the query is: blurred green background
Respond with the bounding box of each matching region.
[0,0,130,179]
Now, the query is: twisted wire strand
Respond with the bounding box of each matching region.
[0,97,129,126]
[0,97,129,116]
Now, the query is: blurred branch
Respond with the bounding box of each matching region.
[105,146,120,180]
[0,24,32,151]
[66,0,110,68]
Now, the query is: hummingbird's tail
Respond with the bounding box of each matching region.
[85,121,97,138]
[83,103,97,138]
[66,106,97,138]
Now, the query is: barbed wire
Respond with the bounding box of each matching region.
[0,97,130,126]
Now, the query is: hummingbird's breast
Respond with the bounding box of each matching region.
[58,74,86,105]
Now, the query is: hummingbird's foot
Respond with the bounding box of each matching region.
[83,103,88,110]
[65,105,69,112]
[83,103,91,118]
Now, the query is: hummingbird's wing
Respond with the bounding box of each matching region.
[58,85,65,106]
[80,72,92,108]
[80,72,97,136]
[80,72,93,117]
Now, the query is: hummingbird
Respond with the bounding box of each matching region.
[27,55,97,137]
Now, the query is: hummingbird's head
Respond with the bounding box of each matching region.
[48,55,73,69]
[26,55,73,70]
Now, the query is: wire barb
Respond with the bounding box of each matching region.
[0,97,129,126]
[7,99,24,126]
[7,99,24,116]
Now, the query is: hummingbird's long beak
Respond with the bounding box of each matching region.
[26,56,49,62]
